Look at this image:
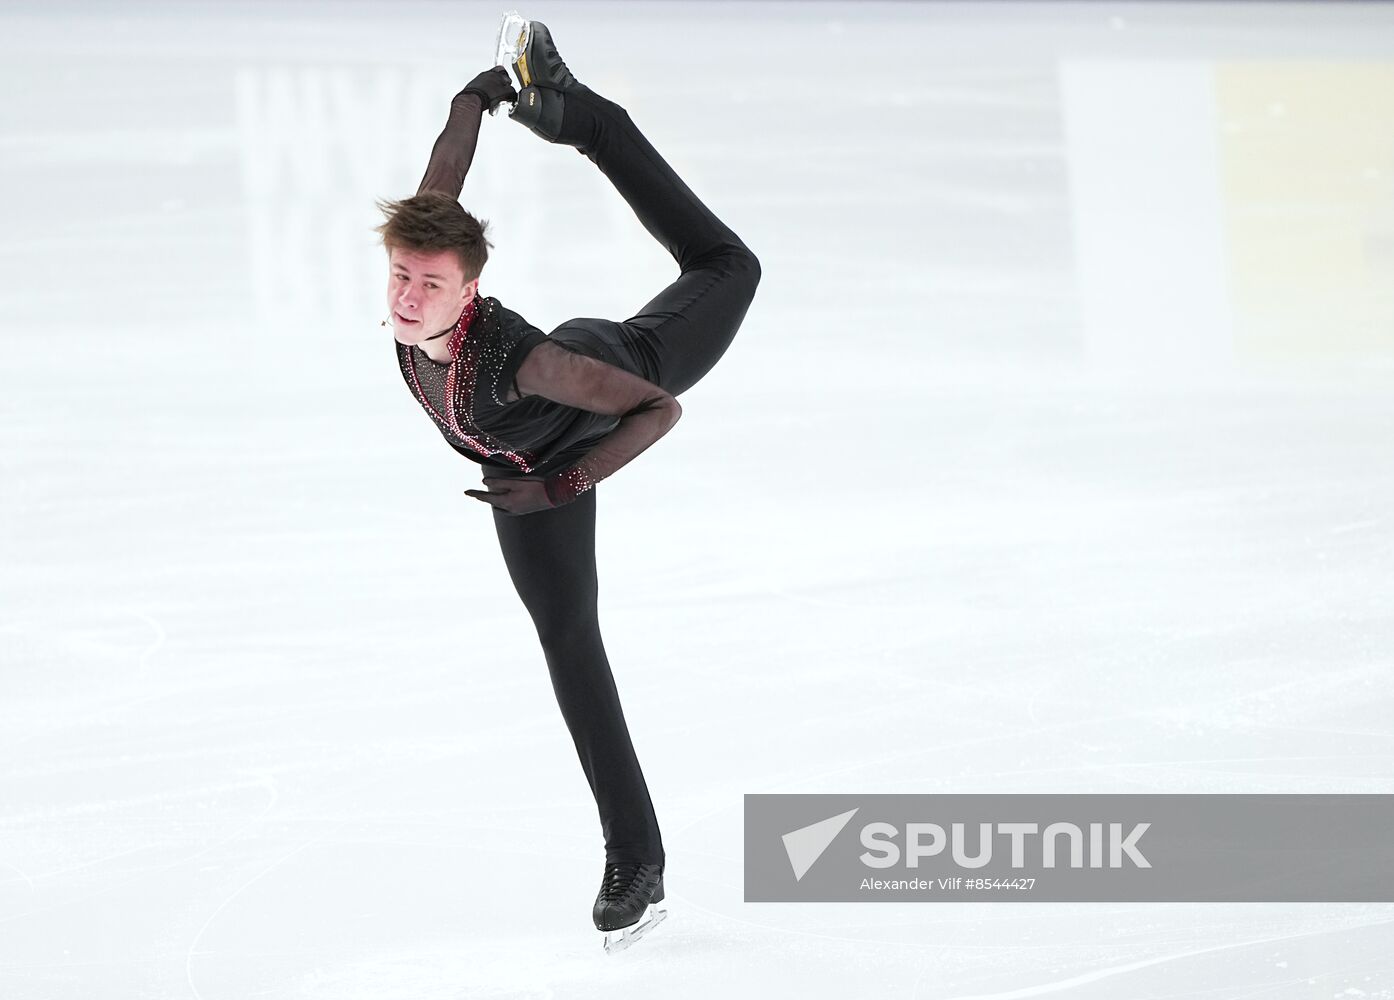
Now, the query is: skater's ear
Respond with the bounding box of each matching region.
[459,276,479,303]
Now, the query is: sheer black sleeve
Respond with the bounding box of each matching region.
[512,342,683,506]
[417,89,485,198]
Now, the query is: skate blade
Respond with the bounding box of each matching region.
[490,11,530,115]
[602,903,668,954]
[494,11,531,83]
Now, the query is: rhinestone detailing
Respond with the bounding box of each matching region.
[544,460,597,506]
[398,294,539,471]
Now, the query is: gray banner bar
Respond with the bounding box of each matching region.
[744,794,1394,902]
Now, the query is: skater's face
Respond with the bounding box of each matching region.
[386,247,478,345]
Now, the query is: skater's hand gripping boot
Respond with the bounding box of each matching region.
[462,66,517,115]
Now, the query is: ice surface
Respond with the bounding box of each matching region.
[2,2,1393,998]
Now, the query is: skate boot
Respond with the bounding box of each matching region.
[509,84,565,143]
[498,14,587,141]
[593,861,667,954]
[496,14,581,94]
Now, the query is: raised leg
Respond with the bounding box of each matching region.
[555,86,761,396]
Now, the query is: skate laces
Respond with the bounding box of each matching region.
[599,862,655,902]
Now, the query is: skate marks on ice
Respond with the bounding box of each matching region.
[921,914,1394,1000]
[1,606,167,750]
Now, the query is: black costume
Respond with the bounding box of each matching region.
[395,84,759,865]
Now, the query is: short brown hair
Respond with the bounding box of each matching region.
[373,191,491,284]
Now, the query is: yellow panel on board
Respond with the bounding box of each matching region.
[1216,63,1394,359]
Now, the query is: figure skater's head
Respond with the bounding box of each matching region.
[374,191,492,345]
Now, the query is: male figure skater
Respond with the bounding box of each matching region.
[377,16,759,950]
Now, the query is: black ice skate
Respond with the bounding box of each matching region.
[593,861,667,954]
[495,13,581,94]
[498,13,584,143]
[509,85,565,143]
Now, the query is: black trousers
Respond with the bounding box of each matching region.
[491,86,759,865]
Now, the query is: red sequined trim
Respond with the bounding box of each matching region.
[402,296,538,471]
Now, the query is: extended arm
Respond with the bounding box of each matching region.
[465,342,682,514]
[417,68,516,198]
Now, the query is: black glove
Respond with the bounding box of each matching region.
[461,67,517,114]
[465,476,554,516]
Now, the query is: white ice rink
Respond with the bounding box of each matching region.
[3,1,1394,997]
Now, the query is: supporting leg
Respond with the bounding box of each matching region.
[490,487,665,865]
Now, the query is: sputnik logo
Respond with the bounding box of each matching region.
[782,808,859,881]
